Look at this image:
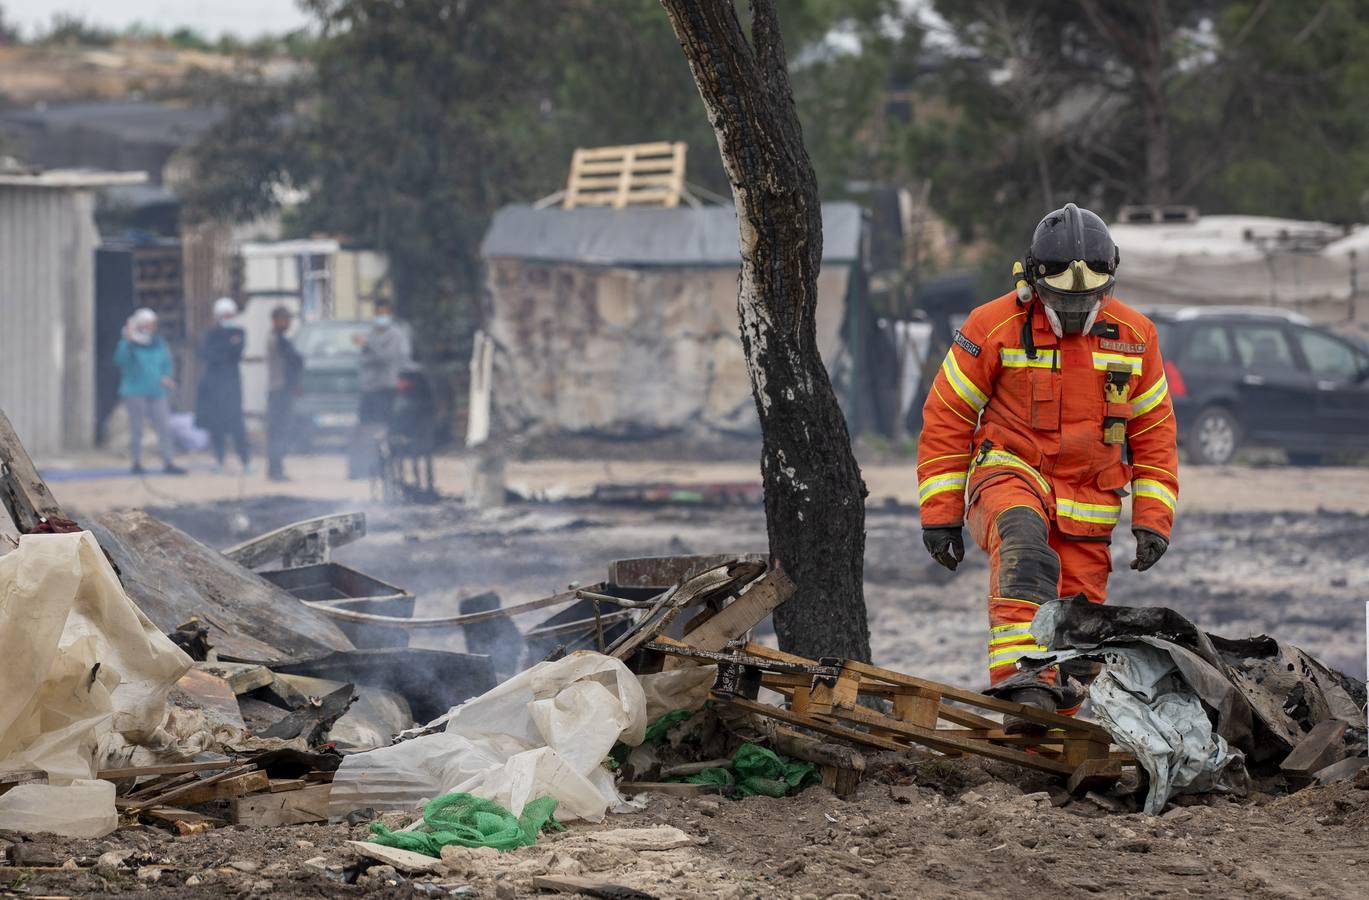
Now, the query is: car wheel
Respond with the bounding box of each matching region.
[1190,406,1239,465]
[1287,452,1328,467]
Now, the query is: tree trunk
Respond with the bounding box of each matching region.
[659,0,870,662]
[1141,0,1171,206]
[1141,69,1170,206]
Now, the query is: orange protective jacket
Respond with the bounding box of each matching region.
[917,293,1178,541]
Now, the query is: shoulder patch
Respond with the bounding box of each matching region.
[1099,338,1146,354]
[953,330,982,358]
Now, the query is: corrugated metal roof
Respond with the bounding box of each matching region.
[481,202,863,266]
[0,169,147,188]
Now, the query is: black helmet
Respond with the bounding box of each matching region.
[1026,203,1119,335]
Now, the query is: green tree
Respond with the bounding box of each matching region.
[908,0,1369,283]
[184,0,905,359]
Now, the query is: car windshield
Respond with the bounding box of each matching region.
[294,322,369,358]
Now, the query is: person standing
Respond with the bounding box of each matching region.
[195,297,251,474]
[113,308,186,476]
[917,204,1178,731]
[355,299,412,426]
[266,305,303,482]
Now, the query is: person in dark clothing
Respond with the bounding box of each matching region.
[195,297,251,474]
[266,305,304,481]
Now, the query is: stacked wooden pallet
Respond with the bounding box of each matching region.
[563,142,687,209]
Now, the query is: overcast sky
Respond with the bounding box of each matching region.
[13,1,312,39]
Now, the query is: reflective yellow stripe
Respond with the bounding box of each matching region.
[920,452,973,469]
[1103,311,1145,341]
[1134,462,1176,481]
[999,348,1060,369]
[1131,409,1173,437]
[941,351,989,411]
[974,450,1051,495]
[1092,352,1142,375]
[918,472,967,503]
[990,622,1035,637]
[987,312,1027,339]
[933,382,977,425]
[989,596,1041,608]
[989,644,1047,666]
[1056,498,1121,525]
[1133,478,1177,512]
[1131,375,1168,416]
[990,632,1038,647]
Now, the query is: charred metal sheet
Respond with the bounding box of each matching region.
[224,512,367,570]
[86,509,355,663]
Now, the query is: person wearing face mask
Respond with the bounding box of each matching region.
[915,203,1178,731]
[353,299,412,427]
[113,308,186,476]
[195,297,251,474]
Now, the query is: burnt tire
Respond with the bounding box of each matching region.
[1190,406,1240,466]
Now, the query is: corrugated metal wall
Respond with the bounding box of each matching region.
[0,185,98,456]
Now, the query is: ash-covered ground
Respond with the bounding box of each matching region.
[148,488,1369,685]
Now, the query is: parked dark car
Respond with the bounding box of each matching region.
[1150,306,1369,465]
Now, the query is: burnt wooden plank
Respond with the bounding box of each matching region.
[681,566,795,651]
[85,509,354,662]
[0,408,65,533]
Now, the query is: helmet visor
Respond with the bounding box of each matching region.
[1041,259,1112,293]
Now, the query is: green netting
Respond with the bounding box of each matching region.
[643,707,694,743]
[369,792,563,857]
[681,742,821,798]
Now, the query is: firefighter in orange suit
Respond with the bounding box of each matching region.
[917,203,1178,731]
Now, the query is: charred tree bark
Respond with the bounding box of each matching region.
[660,0,870,662]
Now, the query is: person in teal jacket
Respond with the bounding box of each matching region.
[113,308,186,475]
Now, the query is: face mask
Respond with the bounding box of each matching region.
[374,315,392,327]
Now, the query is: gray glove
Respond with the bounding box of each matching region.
[922,526,965,571]
[1130,528,1169,572]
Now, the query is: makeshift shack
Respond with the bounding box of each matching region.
[0,166,148,455]
[476,202,872,439]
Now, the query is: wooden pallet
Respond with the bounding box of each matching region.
[564,142,687,209]
[649,637,1131,792]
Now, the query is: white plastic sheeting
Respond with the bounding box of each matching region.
[330,653,652,823]
[0,532,192,837]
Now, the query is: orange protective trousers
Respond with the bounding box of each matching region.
[966,476,1111,699]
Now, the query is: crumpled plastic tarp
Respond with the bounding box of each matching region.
[0,532,193,837]
[1025,599,1253,814]
[330,653,651,822]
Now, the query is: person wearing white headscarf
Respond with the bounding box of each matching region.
[113,308,185,475]
[195,297,251,473]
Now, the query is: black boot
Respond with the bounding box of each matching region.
[1003,687,1058,735]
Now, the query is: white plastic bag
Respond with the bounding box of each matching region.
[0,533,192,837]
[331,652,647,822]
